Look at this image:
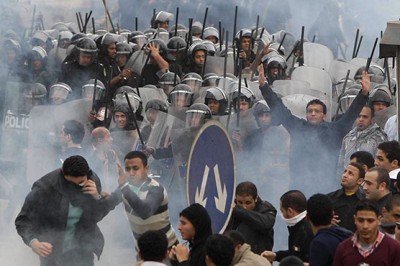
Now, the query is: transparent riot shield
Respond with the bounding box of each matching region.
[349,57,368,68]
[192,86,210,104]
[0,82,43,164]
[272,79,330,104]
[328,60,359,85]
[137,85,168,117]
[291,66,333,120]
[125,50,148,76]
[282,94,319,120]
[27,98,94,184]
[247,80,266,102]
[26,105,59,184]
[204,55,235,76]
[303,42,334,71]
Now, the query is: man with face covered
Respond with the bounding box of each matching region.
[15,155,111,266]
[225,181,277,254]
[115,151,177,250]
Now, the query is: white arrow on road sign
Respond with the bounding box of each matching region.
[213,165,227,213]
[195,165,209,206]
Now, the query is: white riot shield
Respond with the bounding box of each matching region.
[303,42,334,71]
[328,60,359,84]
[291,66,333,120]
[282,94,318,120]
[350,57,368,68]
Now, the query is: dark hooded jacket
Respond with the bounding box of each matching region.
[309,226,352,266]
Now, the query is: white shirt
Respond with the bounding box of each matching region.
[389,168,400,180]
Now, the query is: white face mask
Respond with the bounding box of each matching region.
[281,211,307,227]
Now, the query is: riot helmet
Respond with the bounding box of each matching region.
[96,33,118,58]
[144,28,157,39]
[146,38,167,58]
[203,73,219,87]
[354,66,379,82]
[113,91,143,127]
[188,43,208,59]
[182,72,203,93]
[58,31,73,49]
[82,79,106,101]
[235,28,253,51]
[191,21,203,38]
[129,31,148,48]
[156,28,170,44]
[185,103,212,128]
[204,87,228,115]
[116,42,133,55]
[169,23,188,39]
[51,22,75,34]
[167,36,187,52]
[369,65,385,84]
[116,42,133,68]
[49,82,72,105]
[23,83,47,113]
[70,33,86,45]
[114,85,138,98]
[169,84,193,110]
[75,37,98,66]
[203,27,219,44]
[231,86,256,112]
[369,85,392,111]
[202,40,216,56]
[145,99,169,126]
[28,46,47,70]
[112,100,131,129]
[145,99,169,113]
[264,54,287,82]
[339,84,361,113]
[31,30,55,51]
[119,29,131,42]
[269,42,285,55]
[159,72,181,96]
[150,11,174,30]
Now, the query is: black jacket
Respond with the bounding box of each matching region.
[259,83,368,192]
[226,198,277,254]
[275,218,314,262]
[327,187,365,232]
[15,169,113,264]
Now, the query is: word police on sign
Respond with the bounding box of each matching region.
[187,120,236,233]
[4,111,29,130]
